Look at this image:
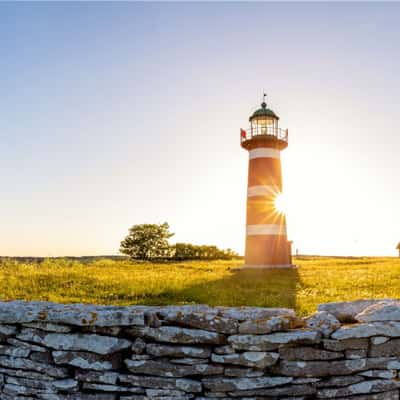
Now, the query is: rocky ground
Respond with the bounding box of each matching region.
[0,299,399,399]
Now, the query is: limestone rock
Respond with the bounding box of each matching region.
[0,325,18,336]
[227,383,317,397]
[228,330,321,351]
[318,300,394,322]
[359,369,397,379]
[315,375,364,387]
[223,367,264,377]
[0,301,145,326]
[7,337,48,352]
[146,388,189,397]
[275,358,396,377]
[40,394,117,400]
[216,306,295,321]
[316,379,400,398]
[82,383,137,392]
[213,345,235,355]
[356,301,400,323]
[75,370,119,385]
[370,339,400,357]
[162,310,238,334]
[125,359,223,377]
[146,343,211,358]
[170,357,207,365]
[0,356,69,378]
[372,336,390,345]
[131,338,146,355]
[22,322,72,333]
[279,347,342,361]
[119,374,202,392]
[17,328,131,355]
[334,392,399,400]
[53,350,120,370]
[211,351,279,369]
[0,344,30,358]
[345,348,368,359]
[323,338,369,351]
[0,365,56,381]
[331,322,400,340]
[130,326,225,345]
[202,376,293,391]
[305,312,340,337]
[238,315,304,334]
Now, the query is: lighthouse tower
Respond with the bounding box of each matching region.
[241,97,293,268]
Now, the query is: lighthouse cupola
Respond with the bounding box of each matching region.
[240,96,293,269]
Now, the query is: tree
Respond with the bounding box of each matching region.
[120,223,174,260]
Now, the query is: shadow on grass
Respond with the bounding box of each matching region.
[168,267,301,310]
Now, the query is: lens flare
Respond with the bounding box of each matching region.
[274,193,287,214]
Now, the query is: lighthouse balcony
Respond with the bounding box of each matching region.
[241,126,288,151]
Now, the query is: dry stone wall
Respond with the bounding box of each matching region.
[0,300,400,399]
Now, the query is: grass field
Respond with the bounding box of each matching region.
[0,257,399,316]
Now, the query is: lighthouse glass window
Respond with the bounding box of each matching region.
[253,117,275,136]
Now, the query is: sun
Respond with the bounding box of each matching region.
[274,193,287,214]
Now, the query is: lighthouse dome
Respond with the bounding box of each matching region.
[249,102,279,121]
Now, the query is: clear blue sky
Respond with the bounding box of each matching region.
[1,3,399,256]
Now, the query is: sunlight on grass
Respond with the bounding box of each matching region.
[0,257,399,315]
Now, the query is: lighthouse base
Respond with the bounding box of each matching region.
[243,264,297,269]
[245,236,293,267]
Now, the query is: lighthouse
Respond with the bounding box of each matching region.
[241,97,293,268]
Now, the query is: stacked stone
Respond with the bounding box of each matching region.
[0,300,400,399]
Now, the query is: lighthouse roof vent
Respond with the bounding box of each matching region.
[249,101,279,121]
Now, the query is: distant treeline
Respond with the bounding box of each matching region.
[174,243,239,260]
[122,243,240,261]
[0,256,127,264]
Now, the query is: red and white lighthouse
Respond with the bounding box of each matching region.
[241,97,293,268]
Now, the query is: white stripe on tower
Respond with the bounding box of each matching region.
[246,224,287,236]
[247,185,279,197]
[249,148,280,160]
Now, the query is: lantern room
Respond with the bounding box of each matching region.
[241,100,288,151]
[249,101,279,135]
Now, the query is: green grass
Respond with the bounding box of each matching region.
[0,257,400,315]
